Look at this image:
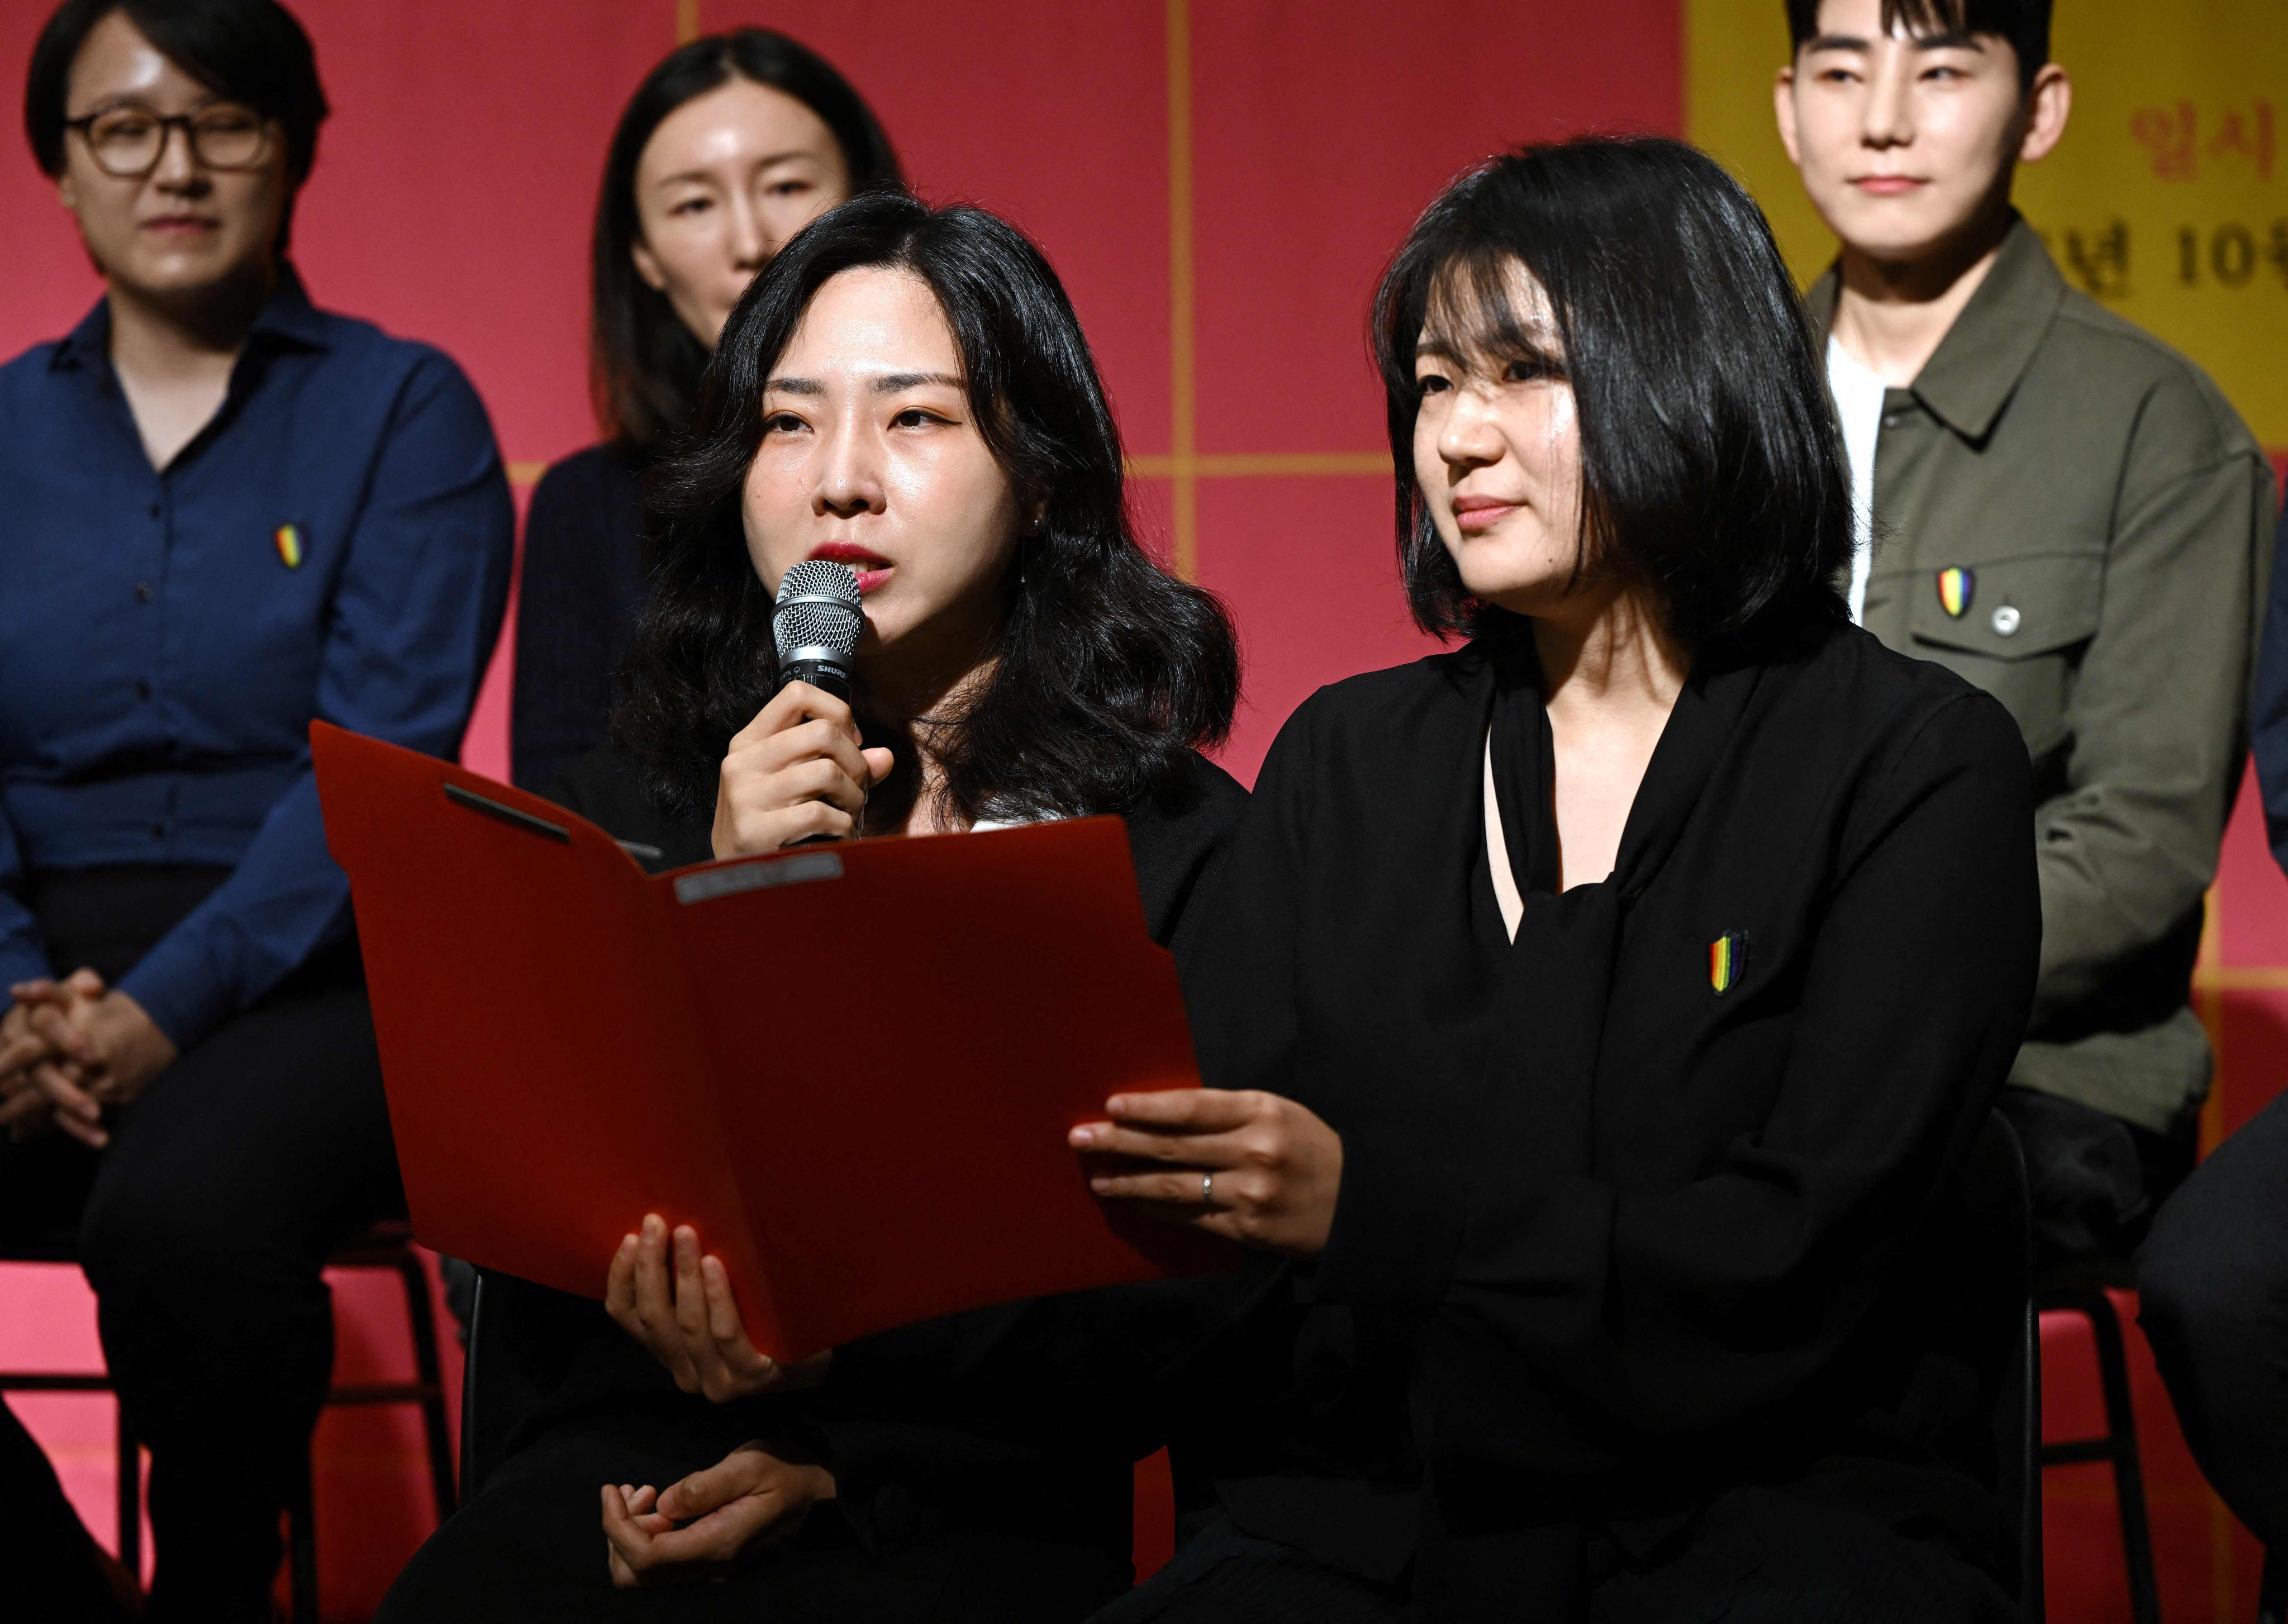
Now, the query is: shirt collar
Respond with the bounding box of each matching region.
[1805,214,2066,442]
[47,260,330,373]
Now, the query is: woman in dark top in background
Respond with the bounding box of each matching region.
[510,28,900,802]
[383,193,1247,1622]
[1076,138,2042,1621]
[0,2,512,1617]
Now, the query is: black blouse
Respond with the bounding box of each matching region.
[477,748,1259,1563]
[509,444,648,796]
[1177,616,2041,1615]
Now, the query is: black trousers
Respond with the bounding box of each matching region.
[1090,1494,2018,1624]
[1996,1085,2197,1271]
[0,865,403,1623]
[2139,1084,2288,1551]
[379,1398,1130,1623]
[1,1394,132,1621]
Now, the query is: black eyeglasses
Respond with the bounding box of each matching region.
[63,102,273,179]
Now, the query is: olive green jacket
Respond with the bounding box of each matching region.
[1808,217,2275,1133]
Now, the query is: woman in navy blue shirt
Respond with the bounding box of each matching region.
[0,3,511,1617]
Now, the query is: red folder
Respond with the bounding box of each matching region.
[312,722,1220,1360]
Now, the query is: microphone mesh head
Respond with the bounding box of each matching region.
[772,559,864,664]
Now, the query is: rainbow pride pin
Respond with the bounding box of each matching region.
[1936,565,1974,618]
[274,523,304,569]
[1709,930,1748,995]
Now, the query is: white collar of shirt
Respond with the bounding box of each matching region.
[1825,335,1889,626]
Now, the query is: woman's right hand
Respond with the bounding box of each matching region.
[712,682,894,857]
[604,1214,831,1402]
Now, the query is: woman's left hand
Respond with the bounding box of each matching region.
[1070,1088,1344,1256]
[600,1441,835,1587]
[604,1215,833,1402]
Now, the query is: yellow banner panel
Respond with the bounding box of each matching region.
[1687,0,2288,446]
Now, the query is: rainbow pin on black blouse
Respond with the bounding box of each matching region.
[1709,928,1749,994]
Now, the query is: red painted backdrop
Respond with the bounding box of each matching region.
[4,3,2281,1620]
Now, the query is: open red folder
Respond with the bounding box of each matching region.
[312,722,1221,1360]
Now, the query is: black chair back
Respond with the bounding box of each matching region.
[459,1268,605,1503]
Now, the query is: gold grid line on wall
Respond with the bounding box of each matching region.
[1164,0,1197,579]
[484,2,1394,510]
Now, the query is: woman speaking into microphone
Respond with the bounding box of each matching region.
[382,192,1247,1621]
[1077,137,2043,1621]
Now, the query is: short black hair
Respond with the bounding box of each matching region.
[592,30,903,451]
[619,192,1240,825]
[1372,136,1852,650]
[1785,0,2051,94]
[26,1,327,227]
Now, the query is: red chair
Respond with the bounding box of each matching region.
[2037,1260,2161,1624]
[0,1229,143,1577]
[1,1220,454,1622]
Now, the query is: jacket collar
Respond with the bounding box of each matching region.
[50,261,329,372]
[1804,213,2066,443]
[1475,615,1767,904]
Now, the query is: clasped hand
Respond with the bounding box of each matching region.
[1071,1087,1344,1255]
[0,969,177,1147]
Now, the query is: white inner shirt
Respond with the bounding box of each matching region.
[1825,334,1888,626]
[1484,734,1524,943]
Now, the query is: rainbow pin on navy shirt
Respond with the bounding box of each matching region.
[1936,566,1973,618]
[274,523,304,569]
[1709,929,1748,994]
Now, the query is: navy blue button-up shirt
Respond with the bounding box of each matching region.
[0,269,513,1047]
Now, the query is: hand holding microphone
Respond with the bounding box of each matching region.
[711,560,893,857]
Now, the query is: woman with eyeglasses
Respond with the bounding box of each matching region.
[0,2,512,1617]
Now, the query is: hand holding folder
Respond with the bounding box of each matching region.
[312,722,1225,1362]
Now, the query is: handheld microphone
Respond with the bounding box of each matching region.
[772,559,864,703]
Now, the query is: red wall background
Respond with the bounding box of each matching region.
[3,3,2281,1620]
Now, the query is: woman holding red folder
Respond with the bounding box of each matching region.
[382,194,1250,1621]
[1074,139,2043,1621]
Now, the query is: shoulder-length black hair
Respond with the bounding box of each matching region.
[619,191,1239,825]
[1373,136,1852,650]
[26,0,328,247]
[592,30,902,451]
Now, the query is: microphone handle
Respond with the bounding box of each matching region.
[774,656,857,846]
[777,658,852,703]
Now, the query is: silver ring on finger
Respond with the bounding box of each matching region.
[1202,1171,1217,1208]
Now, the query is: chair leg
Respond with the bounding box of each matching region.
[2082,1293,2163,1624]
[391,1250,457,1521]
[287,1451,318,1624]
[115,1400,139,1582]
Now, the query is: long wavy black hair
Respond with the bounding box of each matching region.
[591,30,902,450]
[1372,136,1852,651]
[617,192,1239,825]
